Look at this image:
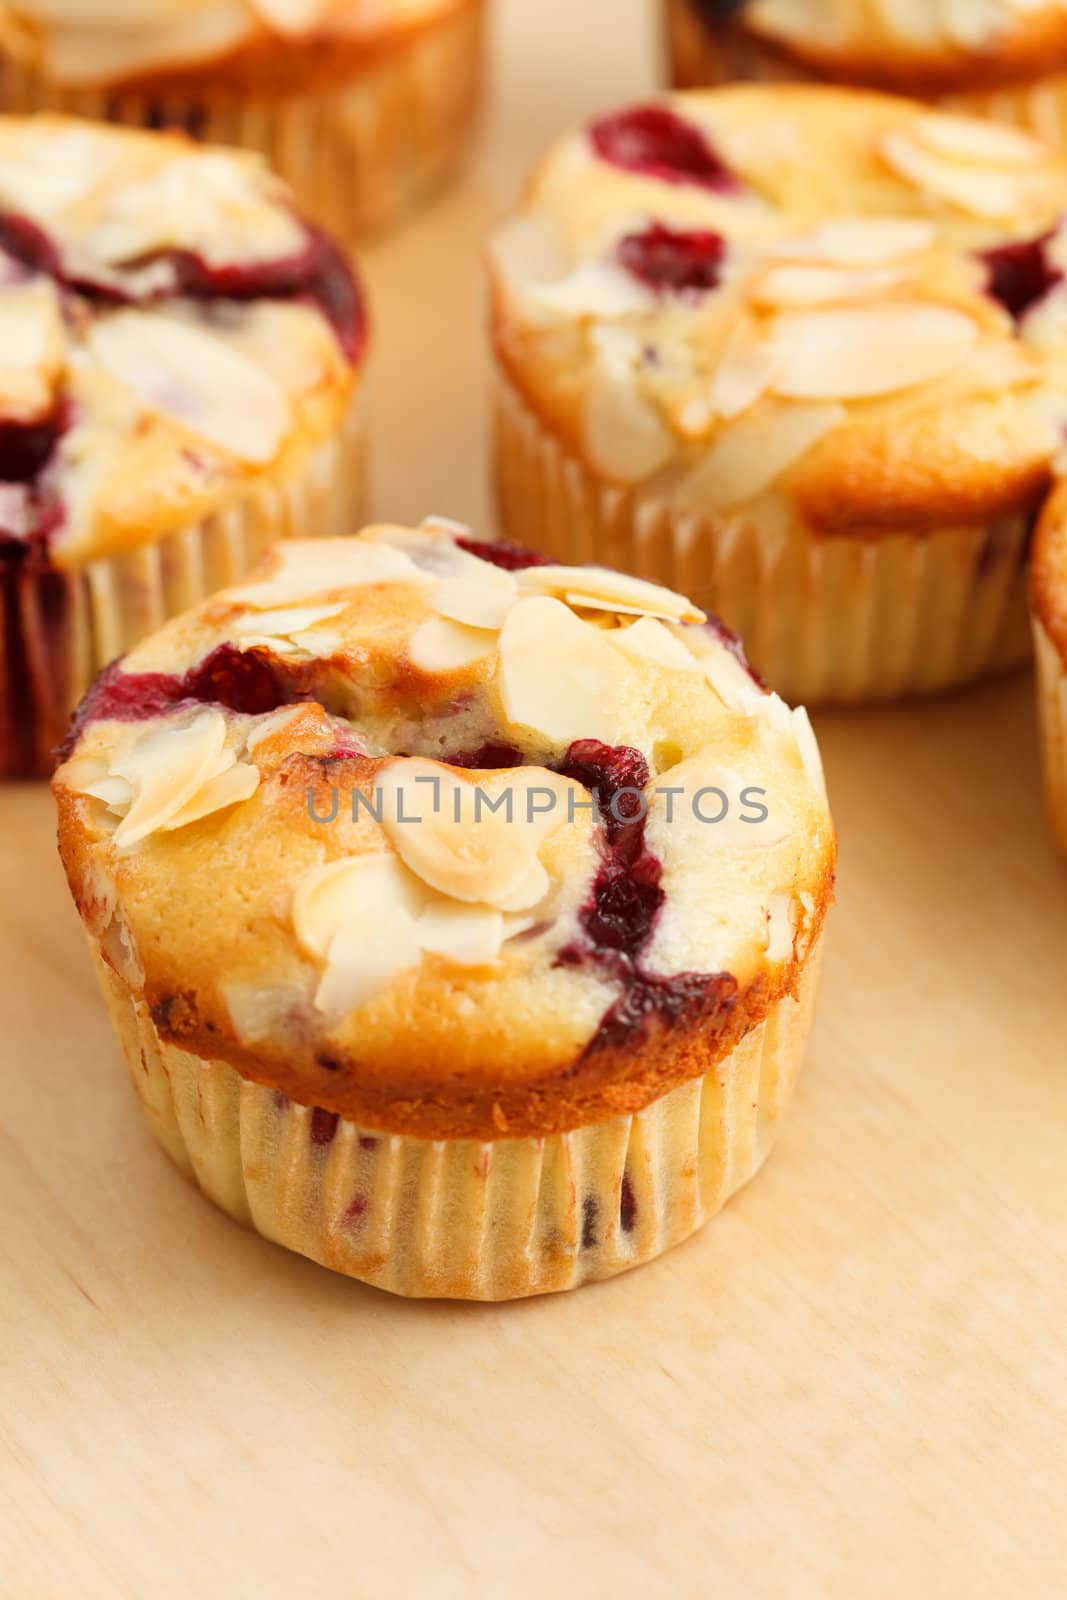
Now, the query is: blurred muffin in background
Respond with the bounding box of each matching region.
[665,0,1067,144]
[0,0,488,236]
[0,114,366,776]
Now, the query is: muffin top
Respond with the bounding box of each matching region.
[0,0,470,91]
[699,0,1067,94]
[0,115,363,571]
[490,85,1067,538]
[54,519,835,1141]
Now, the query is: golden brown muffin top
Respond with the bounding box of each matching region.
[0,115,363,569]
[490,85,1067,538]
[54,520,835,1141]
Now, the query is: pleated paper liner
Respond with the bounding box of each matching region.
[0,396,364,778]
[91,940,823,1301]
[1034,618,1067,852]
[0,0,486,238]
[494,374,1033,707]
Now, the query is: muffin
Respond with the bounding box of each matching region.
[666,0,1067,144]
[490,86,1067,704]
[0,114,366,777]
[0,0,487,237]
[53,518,835,1300]
[1031,481,1067,850]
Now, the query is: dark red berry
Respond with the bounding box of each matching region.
[981,232,1062,322]
[617,222,726,294]
[455,535,550,571]
[590,105,740,193]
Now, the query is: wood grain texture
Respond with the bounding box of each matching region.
[3,3,1067,1594]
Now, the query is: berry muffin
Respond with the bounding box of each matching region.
[0,0,487,237]
[0,114,366,777]
[666,0,1067,145]
[490,85,1067,704]
[53,518,835,1300]
[1031,480,1067,850]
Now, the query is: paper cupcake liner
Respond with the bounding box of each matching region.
[493,374,1033,706]
[1033,619,1067,852]
[89,938,823,1301]
[0,1,485,237]
[0,397,364,778]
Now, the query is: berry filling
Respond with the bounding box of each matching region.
[589,105,741,194]
[454,535,550,572]
[0,209,366,360]
[980,232,1062,322]
[555,739,733,1052]
[447,741,524,770]
[60,643,296,759]
[617,222,726,295]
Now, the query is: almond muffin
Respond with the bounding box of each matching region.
[666,0,1067,144]
[1031,479,1067,849]
[490,85,1067,704]
[0,0,487,236]
[53,518,835,1300]
[0,114,366,776]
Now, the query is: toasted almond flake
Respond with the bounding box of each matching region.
[377,758,550,911]
[234,601,345,640]
[408,616,497,673]
[490,213,570,295]
[62,755,113,794]
[499,596,624,745]
[583,367,675,484]
[708,323,781,419]
[111,711,228,848]
[433,574,518,630]
[518,564,703,622]
[530,259,657,318]
[880,130,1036,218]
[749,263,907,309]
[162,760,260,830]
[85,775,136,813]
[701,646,766,712]
[236,634,304,657]
[293,853,428,962]
[915,111,1049,168]
[611,616,703,672]
[244,705,306,754]
[315,906,422,1017]
[420,516,472,537]
[416,902,505,965]
[764,893,798,964]
[228,540,425,609]
[679,400,844,512]
[89,310,291,464]
[762,219,936,266]
[791,706,827,801]
[769,303,977,401]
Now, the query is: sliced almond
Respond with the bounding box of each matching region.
[517,565,703,623]
[228,539,425,609]
[708,322,781,419]
[163,760,260,830]
[764,892,799,965]
[791,705,828,802]
[416,902,505,966]
[750,263,907,310]
[377,759,549,911]
[529,259,657,318]
[611,616,704,672]
[880,129,1038,218]
[490,213,569,296]
[315,906,422,1018]
[583,367,675,484]
[499,596,624,746]
[83,774,136,813]
[762,219,936,266]
[408,616,497,673]
[293,853,428,962]
[234,602,345,640]
[914,111,1049,168]
[768,303,977,401]
[701,644,765,713]
[89,310,291,465]
[679,400,844,512]
[111,711,228,848]
[433,574,518,630]
[244,705,307,754]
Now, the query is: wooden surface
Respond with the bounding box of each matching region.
[4,4,1067,1595]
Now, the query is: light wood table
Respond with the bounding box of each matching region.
[3,3,1067,1595]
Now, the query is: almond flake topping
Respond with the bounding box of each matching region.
[517,565,704,623]
[228,540,428,609]
[767,303,978,401]
[762,220,937,266]
[880,128,1045,219]
[66,710,261,848]
[499,596,625,745]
